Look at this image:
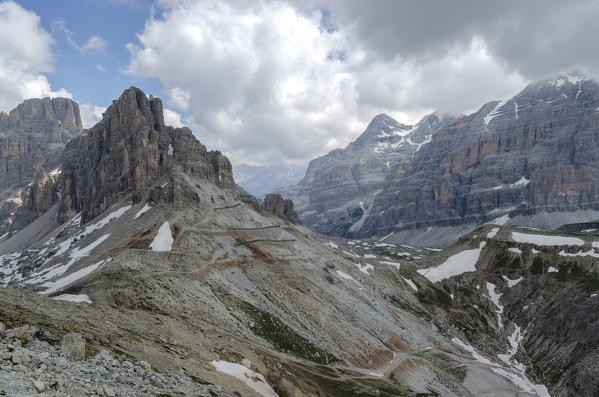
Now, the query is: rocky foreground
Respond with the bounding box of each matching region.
[0,323,231,397]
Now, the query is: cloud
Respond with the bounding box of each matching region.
[0,1,72,112]
[299,0,599,79]
[126,0,530,170]
[79,103,106,128]
[52,19,107,54]
[163,108,183,127]
[96,64,106,72]
[81,35,108,53]
[126,0,599,176]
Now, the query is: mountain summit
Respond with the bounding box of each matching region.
[273,112,456,236]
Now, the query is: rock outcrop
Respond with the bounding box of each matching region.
[59,87,233,224]
[358,73,599,241]
[263,193,301,223]
[0,169,60,237]
[0,97,83,238]
[274,113,454,236]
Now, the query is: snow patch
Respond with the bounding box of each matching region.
[488,214,509,225]
[342,250,360,258]
[211,361,277,397]
[512,232,584,246]
[355,262,374,274]
[52,294,92,304]
[487,282,504,328]
[150,222,174,252]
[133,203,152,219]
[484,100,503,129]
[379,232,394,242]
[547,266,558,273]
[324,242,338,249]
[83,205,132,235]
[559,249,599,258]
[402,277,418,291]
[508,247,522,255]
[503,275,523,288]
[40,259,107,295]
[417,242,485,283]
[380,261,401,269]
[487,228,499,239]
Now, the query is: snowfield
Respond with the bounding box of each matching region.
[487,227,499,239]
[150,222,174,252]
[210,361,277,397]
[512,232,585,246]
[417,242,486,283]
[40,259,107,295]
[354,262,374,274]
[402,276,418,291]
[52,294,93,303]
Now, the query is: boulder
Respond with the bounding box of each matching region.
[60,332,85,361]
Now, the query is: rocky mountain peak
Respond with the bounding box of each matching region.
[59,87,234,224]
[102,86,165,135]
[0,97,83,140]
[353,113,411,148]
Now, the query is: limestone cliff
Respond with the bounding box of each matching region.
[275,113,455,236]
[358,73,599,240]
[0,97,83,238]
[59,87,234,224]
[264,193,301,223]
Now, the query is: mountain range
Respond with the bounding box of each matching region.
[0,85,596,396]
[276,73,599,247]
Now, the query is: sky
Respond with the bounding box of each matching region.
[2,0,599,190]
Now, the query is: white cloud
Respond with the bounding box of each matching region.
[81,35,107,53]
[52,19,107,55]
[163,108,183,127]
[96,64,106,72]
[126,0,527,171]
[0,1,72,113]
[79,103,106,128]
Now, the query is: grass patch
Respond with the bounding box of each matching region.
[242,301,335,364]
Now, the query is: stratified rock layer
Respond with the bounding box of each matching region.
[59,87,233,224]
[275,113,454,236]
[264,193,301,223]
[359,74,599,238]
[0,97,83,237]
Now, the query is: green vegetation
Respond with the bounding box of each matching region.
[555,268,568,282]
[579,274,599,292]
[493,253,521,269]
[531,257,545,274]
[418,285,452,309]
[388,294,433,321]
[241,301,335,364]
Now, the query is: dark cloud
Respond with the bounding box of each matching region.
[301,0,599,78]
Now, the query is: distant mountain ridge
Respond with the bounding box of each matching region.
[276,72,599,246]
[0,97,83,239]
[274,112,456,236]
